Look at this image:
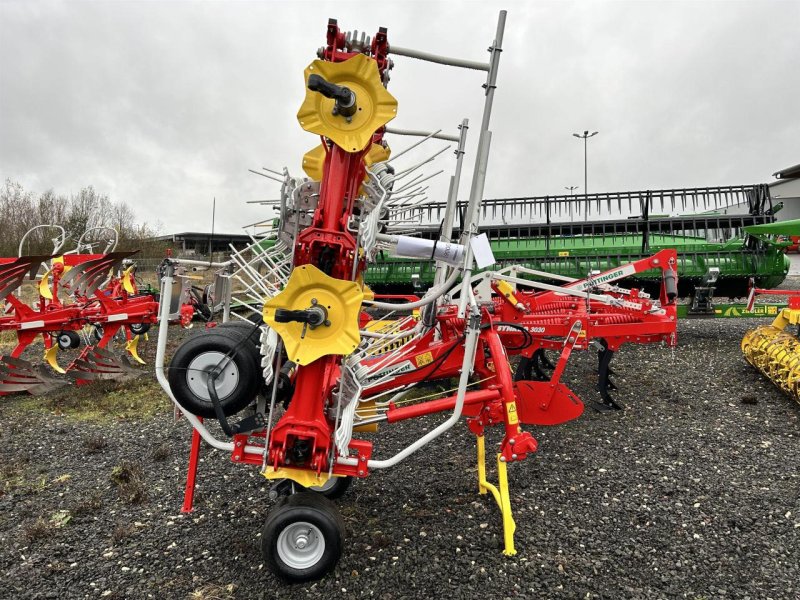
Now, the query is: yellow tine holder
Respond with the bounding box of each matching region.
[476,435,517,556]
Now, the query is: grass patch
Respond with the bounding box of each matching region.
[111,522,136,544]
[187,584,237,600]
[7,376,171,423]
[83,434,108,454]
[151,442,171,462]
[23,518,50,543]
[110,461,148,504]
[0,460,48,498]
[73,492,103,516]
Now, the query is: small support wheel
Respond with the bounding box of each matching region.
[168,330,260,418]
[129,322,151,335]
[262,492,345,582]
[310,476,352,500]
[57,331,81,350]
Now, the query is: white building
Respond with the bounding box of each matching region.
[770,163,800,220]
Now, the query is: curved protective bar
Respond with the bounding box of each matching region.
[18,224,67,257]
[75,226,119,254]
[154,269,262,456]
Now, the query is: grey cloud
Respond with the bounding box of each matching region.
[1,1,797,234]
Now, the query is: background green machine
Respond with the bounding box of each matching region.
[366,184,793,313]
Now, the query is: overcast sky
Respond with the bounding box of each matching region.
[1,0,798,234]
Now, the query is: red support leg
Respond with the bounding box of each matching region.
[181,417,203,513]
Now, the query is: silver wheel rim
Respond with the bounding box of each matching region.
[310,478,339,493]
[186,351,239,400]
[276,521,325,570]
[59,334,71,348]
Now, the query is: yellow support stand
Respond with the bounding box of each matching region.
[476,435,517,556]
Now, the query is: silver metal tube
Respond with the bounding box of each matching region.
[457,132,492,317]
[222,275,232,323]
[384,126,459,142]
[364,266,460,310]
[433,118,469,290]
[456,11,506,315]
[174,258,232,269]
[389,45,489,72]
[387,129,442,163]
[364,317,481,469]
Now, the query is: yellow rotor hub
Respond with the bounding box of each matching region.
[263,264,363,365]
[297,54,397,153]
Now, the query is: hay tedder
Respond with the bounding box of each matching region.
[1,226,165,393]
[157,13,679,581]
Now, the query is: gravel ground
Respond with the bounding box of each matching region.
[1,314,799,599]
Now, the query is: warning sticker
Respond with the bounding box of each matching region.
[506,401,519,425]
[415,351,434,367]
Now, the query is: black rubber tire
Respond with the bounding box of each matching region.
[262,492,345,583]
[129,322,151,335]
[214,321,262,349]
[310,476,352,500]
[167,330,260,418]
[57,330,81,350]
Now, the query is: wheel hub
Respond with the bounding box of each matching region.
[186,351,240,401]
[277,521,325,570]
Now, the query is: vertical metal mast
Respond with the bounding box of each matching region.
[457,9,506,317]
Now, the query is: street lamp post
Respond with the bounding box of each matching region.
[572,130,598,195]
[573,130,598,221]
[564,185,578,196]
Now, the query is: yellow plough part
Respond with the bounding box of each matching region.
[742,307,800,403]
[44,345,66,374]
[125,335,146,365]
[262,466,341,489]
[39,270,54,300]
[121,266,136,294]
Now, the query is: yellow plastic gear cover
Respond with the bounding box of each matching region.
[302,142,390,182]
[297,54,397,153]
[263,264,363,365]
[365,142,391,166]
[301,144,326,181]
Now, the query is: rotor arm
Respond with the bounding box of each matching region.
[307,74,357,117]
[274,307,328,328]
